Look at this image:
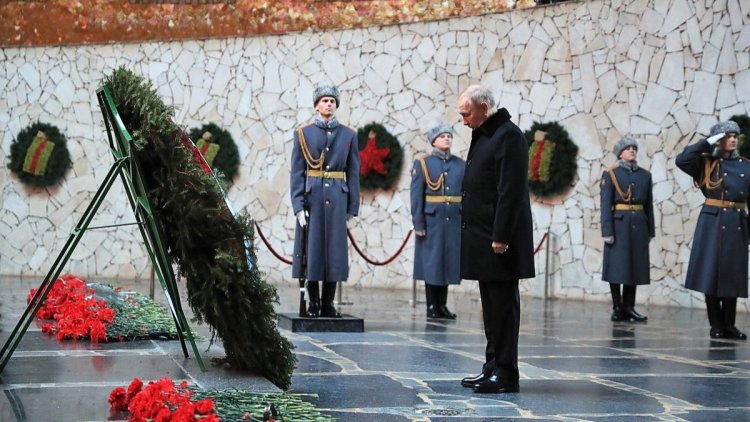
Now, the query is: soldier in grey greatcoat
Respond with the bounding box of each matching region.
[457,85,534,394]
[290,85,360,318]
[410,124,465,319]
[676,121,749,340]
[600,137,654,323]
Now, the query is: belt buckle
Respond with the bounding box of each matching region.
[323,171,330,178]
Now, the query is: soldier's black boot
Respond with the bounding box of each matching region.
[425,284,440,318]
[722,298,747,340]
[306,281,320,318]
[622,285,647,322]
[321,281,341,318]
[609,283,624,322]
[705,295,724,339]
[437,285,457,320]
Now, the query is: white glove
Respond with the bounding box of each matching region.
[296,211,306,227]
[603,236,614,245]
[707,132,725,145]
[415,229,426,237]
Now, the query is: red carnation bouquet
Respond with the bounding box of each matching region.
[27,274,115,342]
[109,377,218,422]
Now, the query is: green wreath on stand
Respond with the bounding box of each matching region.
[188,123,240,185]
[8,122,72,188]
[730,114,750,158]
[524,121,578,198]
[357,122,404,191]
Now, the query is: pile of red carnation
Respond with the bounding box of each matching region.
[109,378,218,422]
[27,274,115,342]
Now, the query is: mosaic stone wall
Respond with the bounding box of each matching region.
[1,0,749,310]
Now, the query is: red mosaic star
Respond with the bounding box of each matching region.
[359,130,390,176]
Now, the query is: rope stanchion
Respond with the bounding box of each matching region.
[533,232,549,256]
[254,222,293,265]
[347,228,413,266]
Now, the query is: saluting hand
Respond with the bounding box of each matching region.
[707,132,725,145]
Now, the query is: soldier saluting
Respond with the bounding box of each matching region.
[676,121,749,340]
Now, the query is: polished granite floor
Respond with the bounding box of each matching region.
[1,276,749,421]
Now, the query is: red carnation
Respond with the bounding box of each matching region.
[108,387,129,411]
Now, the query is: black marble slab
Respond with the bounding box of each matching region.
[278,313,364,332]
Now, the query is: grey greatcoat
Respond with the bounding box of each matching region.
[460,109,535,281]
[600,163,655,285]
[410,151,465,286]
[676,139,750,298]
[291,121,360,282]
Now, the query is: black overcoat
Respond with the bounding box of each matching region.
[460,109,535,281]
[600,164,655,285]
[676,139,750,298]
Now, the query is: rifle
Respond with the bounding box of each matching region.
[298,211,309,317]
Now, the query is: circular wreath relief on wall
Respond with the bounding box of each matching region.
[357,122,404,191]
[188,123,240,185]
[730,114,750,158]
[8,121,72,189]
[524,121,578,199]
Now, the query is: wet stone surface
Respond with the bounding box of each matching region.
[1,277,749,420]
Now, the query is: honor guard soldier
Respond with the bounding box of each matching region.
[676,121,749,340]
[410,124,465,319]
[600,137,655,323]
[290,85,360,318]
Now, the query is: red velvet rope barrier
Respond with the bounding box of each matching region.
[255,221,545,265]
[253,222,293,265]
[347,228,413,266]
[533,232,549,256]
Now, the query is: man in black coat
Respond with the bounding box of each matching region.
[457,85,535,394]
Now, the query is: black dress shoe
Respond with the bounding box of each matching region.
[611,306,624,322]
[460,373,490,388]
[472,375,519,394]
[709,327,724,339]
[438,305,457,320]
[724,326,747,340]
[623,307,647,322]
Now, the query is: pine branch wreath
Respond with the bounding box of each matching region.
[188,123,240,185]
[8,122,71,188]
[730,114,750,158]
[104,67,295,389]
[357,123,403,191]
[524,121,578,198]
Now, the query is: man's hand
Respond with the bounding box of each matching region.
[492,241,508,254]
[415,229,426,237]
[707,132,725,145]
[296,211,306,227]
[603,236,614,245]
